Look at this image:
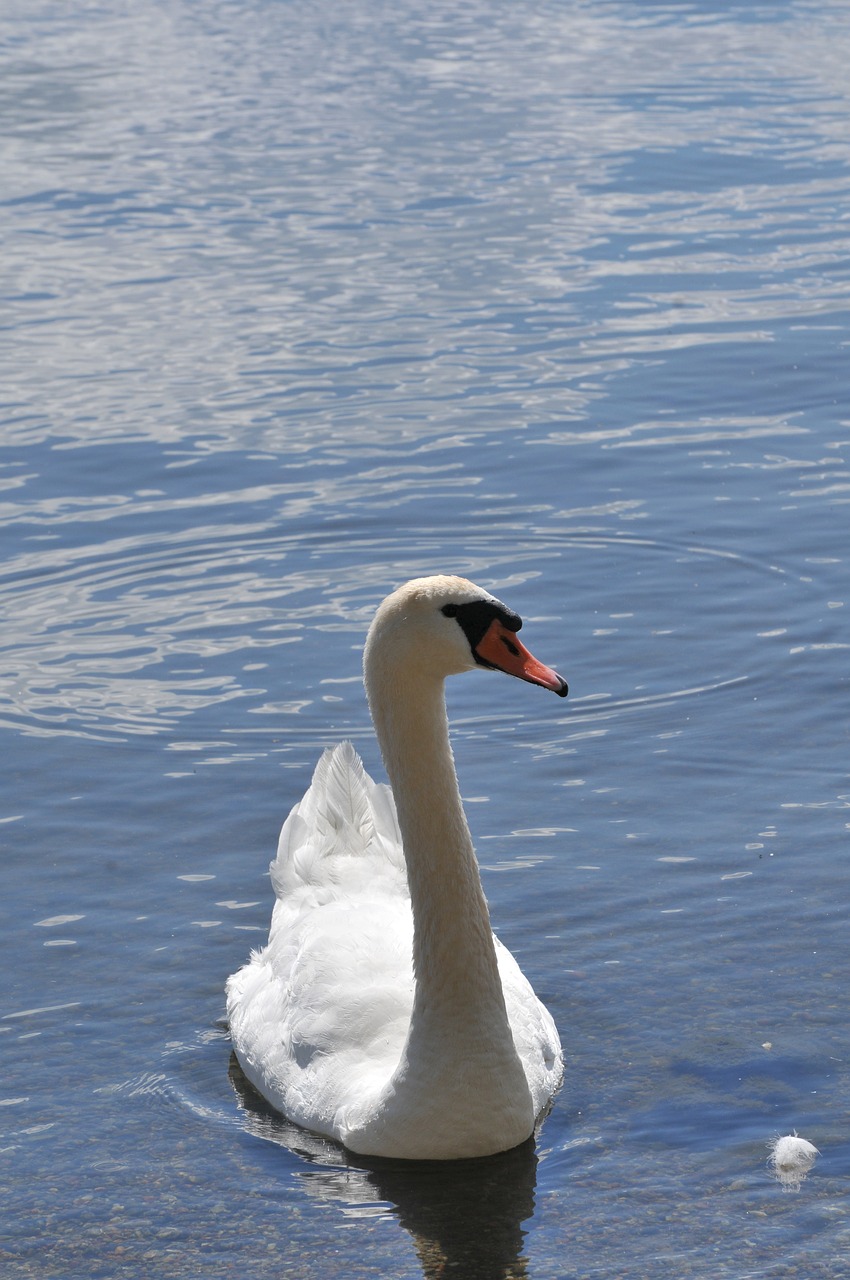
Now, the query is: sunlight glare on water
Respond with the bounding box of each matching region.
[1,1,849,1277]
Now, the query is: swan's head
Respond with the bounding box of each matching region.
[364,575,568,696]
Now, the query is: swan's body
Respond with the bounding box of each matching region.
[226,575,568,1160]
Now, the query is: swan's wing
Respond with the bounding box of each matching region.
[226,743,412,1138]
[495,938,563,1118]
[269,740,405,909]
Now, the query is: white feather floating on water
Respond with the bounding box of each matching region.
[767,1133,819,1190]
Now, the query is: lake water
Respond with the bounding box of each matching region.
[2,0,849,1275]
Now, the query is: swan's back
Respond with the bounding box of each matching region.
[226,743,415,1135]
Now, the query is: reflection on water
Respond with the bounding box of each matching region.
[229,1056,537,1280]
[3,1,849,456]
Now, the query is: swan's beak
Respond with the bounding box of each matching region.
[474,620,568,697]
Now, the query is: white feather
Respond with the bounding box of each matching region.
[767,1132,819,1189]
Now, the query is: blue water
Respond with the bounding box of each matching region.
[2,0,849,1275]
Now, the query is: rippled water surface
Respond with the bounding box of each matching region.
[2,1,849,1276]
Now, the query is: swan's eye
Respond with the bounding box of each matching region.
[441,603,459,618]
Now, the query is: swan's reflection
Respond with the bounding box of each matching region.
[229,1055,538,1280]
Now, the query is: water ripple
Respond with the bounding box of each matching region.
[0,505,806,742]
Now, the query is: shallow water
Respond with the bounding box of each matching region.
[2,1,849,1276]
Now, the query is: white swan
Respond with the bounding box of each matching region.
[226,575,568,1160]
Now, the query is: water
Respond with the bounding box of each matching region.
[2,0,849,1275]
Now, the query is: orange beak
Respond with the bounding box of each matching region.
[474,619,568,696]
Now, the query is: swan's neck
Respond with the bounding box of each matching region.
[367,667,510,1037]
[352,651,535,1157]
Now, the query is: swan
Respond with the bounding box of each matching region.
[226,575,568,1160]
